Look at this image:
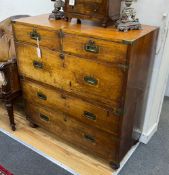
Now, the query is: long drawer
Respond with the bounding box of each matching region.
[13,23,60,50]
[22,79,120,135]
[16,43,126,107]
[26,103,119,162]
[63,33,128,64]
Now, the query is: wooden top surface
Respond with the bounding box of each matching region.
[14,14,158,43]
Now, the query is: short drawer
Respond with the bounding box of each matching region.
[63,33,128,64]
[13,23,60,50]
[22,79,120,135]
[64,0,106,16]
[26,103,119,162]
[17,43,126,107]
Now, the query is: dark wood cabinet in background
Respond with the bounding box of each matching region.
[64,0,122,27]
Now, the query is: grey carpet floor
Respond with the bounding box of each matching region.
[120,97,169,175]
[0,132,73,175]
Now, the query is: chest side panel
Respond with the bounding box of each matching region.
[118,29,159,162]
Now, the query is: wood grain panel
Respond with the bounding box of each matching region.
[16,43,126,107]
[25,103,119,163]
[13,23,60,50]
[63,33,128,64]
[118,29,159,162]
[22,79,120,135]
[65,0,106,16]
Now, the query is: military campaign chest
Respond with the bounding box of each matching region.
[12,14,158,169]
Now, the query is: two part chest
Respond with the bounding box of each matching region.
[12,16,158,168]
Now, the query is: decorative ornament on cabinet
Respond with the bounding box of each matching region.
[49,0,65,20]
[116,0,142,32]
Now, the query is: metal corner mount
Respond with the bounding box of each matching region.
[122,40,134,45]
[116,0,142,32]
[49,0,65,20]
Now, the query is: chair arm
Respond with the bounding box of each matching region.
[0,58,16,71]
[0,58,18,98]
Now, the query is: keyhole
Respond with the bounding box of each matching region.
[64,116,67,122]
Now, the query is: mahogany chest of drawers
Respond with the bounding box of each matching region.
[64,0,122,27]
[12,14,158,169]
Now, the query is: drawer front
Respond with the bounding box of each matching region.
[13,23,60,50]
[26,103,119,161]
[65,0,106,16]
[63,33,128,64]
[17,43,126,107]
[22,79,120,135]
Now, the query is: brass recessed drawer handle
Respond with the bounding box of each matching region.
[84,111,96,121]
[84,40,99,53]
[37,92,47,100]
[33,60,43,69]
[84,134,95,143]
[30,29,41,40]
[84,76,98,86]
[40,113,49,122]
